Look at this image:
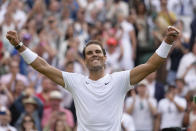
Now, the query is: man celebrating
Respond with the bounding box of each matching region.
[6,26,179,131]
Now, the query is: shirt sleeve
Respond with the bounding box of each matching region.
[112,70,134,93]
[61,71,84,93]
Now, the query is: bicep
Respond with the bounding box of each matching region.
[30,57,65,87]
[45,65,65,87]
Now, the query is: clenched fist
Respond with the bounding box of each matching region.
[6,31,21,47]
[164,26,180,45]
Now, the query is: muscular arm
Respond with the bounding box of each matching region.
[130,53,165,85]
[18,46,65,87]
[130,26,180,85]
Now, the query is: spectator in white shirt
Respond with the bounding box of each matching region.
[126,79,157,131]
[156,85,187,130]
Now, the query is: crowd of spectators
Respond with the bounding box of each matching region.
[0,0,196,130]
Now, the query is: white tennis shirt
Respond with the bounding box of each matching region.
[62,70,133,131]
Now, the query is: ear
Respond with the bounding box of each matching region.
[103,55,107,61]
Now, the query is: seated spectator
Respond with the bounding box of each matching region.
[20,114,37,131]
[0,106,17,131]
[15,96,43,131]
[42,90,74,129]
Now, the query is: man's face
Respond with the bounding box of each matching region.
[10,61,19,74]
[84,44,106,71]
[50,99,61,109]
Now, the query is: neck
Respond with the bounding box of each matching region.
[89,69,105,80]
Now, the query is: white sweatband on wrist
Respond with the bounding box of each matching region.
[155,41,172,58]
[20,48,38,64]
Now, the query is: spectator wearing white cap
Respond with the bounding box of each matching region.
[125,79,157,131]
[42,90,74,129]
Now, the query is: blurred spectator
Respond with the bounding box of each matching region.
[183,94,196,130]
[126,80,157,131]
[36,77,55,109]
[177,42,196,84]
[60,46,85,74]
[105,37,123,73]
[158,0,177,26]
[10,87,42,125]
[13,80,25,99]
[0,106,17,131]
[121,112,135,131]
[189,8,196,51]
[15,96,43,131]
[175,78,188,98]
[0,60,28,91]
[181,61,196,90]
[53,118,71,131]
[116,12,137,70]
[0,82,14,107]
[106,0,129,20]
[156,85,187,130]
[19,114,37,131]
[42,90,74,129]
[145,72,165,102]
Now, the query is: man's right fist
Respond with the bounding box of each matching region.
[6,31,20,46]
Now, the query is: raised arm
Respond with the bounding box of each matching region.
[130,26,180,85]
[6,31,65,87]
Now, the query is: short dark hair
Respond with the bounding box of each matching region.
[82,40,106,59]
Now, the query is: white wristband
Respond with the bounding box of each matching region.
[155,41,172,58]
[20,48,38,64]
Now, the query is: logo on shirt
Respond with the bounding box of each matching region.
[104,82,109,85]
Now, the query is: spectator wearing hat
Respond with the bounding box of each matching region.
[0,106,17,131]
[14,96,43,131]
[42,90,74,129]
[125,79,157,131]
[155,85,187,130]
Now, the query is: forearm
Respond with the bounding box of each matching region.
[126,102,135,114]
[154,114,161,131]
[130,53,165,85]
[18,45,64,87]
[173,101,185,112]
[148,100,157,116]
[130,40,171,85]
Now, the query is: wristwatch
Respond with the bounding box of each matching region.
[15,42,23,50]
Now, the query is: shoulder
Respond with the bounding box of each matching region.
[62,71,85,80]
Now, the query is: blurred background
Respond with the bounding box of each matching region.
[0,0,196,131]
